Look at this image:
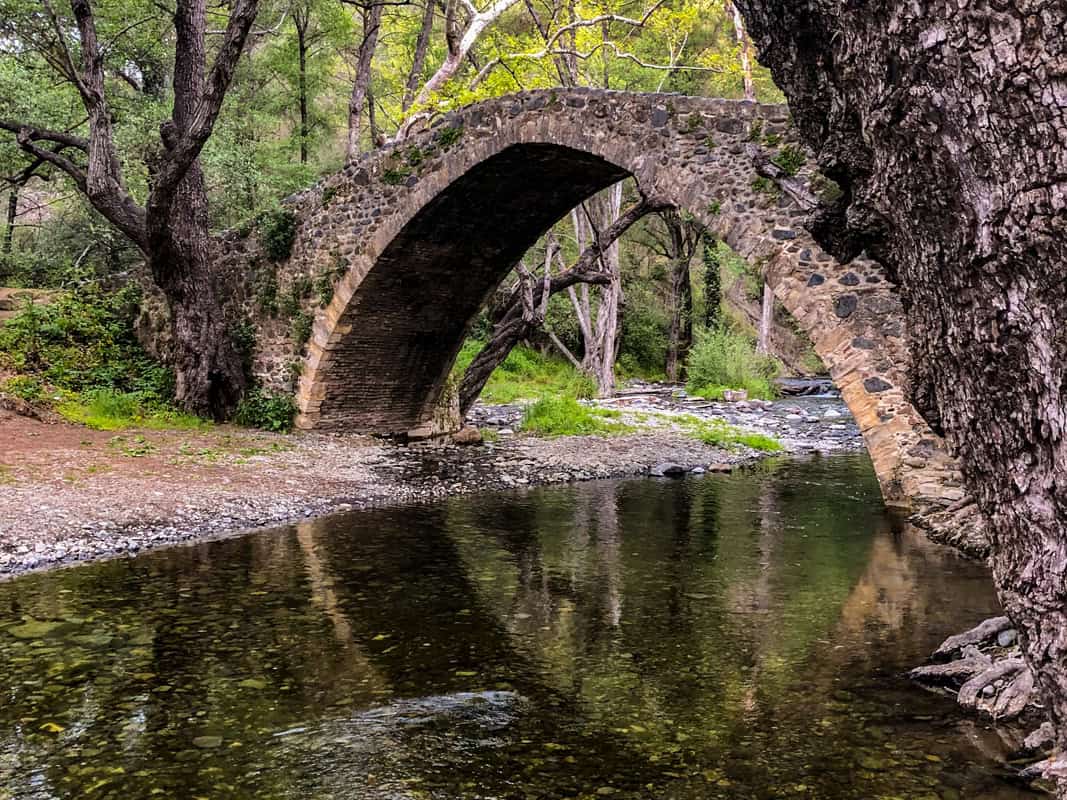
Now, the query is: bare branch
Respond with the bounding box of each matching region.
[0,119,89,152]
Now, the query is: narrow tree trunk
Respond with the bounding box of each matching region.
[663,212,696,382]
[702,233,721,330]
[733,2,1067,787]
[403,0,437,110]
[756,280,773,354]
[726,0,755,101]
[346,2,384,161]
[297,17,309,164]
[2,185,17,254]
[459,197,662,414]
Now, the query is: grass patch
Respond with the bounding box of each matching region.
[520,395,632,437]
[686,326,781,401]
[56,389,210,431]
[454,341,595,404]
[678,415,782,452]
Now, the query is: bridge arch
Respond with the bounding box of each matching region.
[233,89,961,513]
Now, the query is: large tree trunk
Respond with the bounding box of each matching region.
[733,0,1067,786]
[146,0,248,418]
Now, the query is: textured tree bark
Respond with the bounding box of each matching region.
[402,0,438,111]
[732,0,1067,785]
[756,280,772,355]
[295,6,310,164]
[2,186,17,255]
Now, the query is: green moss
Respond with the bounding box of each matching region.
[751,176,779,197]
[382,167,412,185]
[436,126,463,148]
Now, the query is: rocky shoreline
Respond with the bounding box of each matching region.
[0,392,864,579]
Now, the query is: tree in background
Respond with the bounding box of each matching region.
[0,0,261,417]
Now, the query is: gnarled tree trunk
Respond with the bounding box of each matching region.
[732,0,1067,785]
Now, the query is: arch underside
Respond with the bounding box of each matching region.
[269,89,965,519]
[314,144,628,431]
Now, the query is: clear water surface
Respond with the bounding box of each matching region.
[0,454,1036,799]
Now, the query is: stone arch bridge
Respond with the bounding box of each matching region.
[218,89,964,517]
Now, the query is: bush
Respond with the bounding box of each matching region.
[233,387,297,432]
[685,326,781,400]
[258,208,298,261]
[0,284,174,400]
[520,395,629,437]
[453,341,594,404]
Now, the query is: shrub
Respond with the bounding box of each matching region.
[233,388,297,432]
[258,208,298,261]
[520,395,629,437]
[685,326,781,400]
[0,284,174,400]
[772,144,807,176]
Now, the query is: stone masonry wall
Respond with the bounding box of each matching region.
[213,88,967,518]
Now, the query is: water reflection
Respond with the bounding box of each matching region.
[0,454,1032,799]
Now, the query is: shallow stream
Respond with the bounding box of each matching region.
[0,454,1034,799]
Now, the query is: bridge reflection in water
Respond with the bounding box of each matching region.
[0,455,1021,799]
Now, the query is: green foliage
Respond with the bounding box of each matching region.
[811,173,844,203]
[0,285,173,399]
[520,395,630,437]
[0,375,44,402]
[453,341,594,404]
[771,144,807,176]
[686,326,781,400]
[436,126,463,148]
[258,209,298,261]
[291,310,313,350]
[382,167,412,185]
[255,266,279,316]
[233,388,298,433]
[229,318,257,378]
[751,176,779,197]
[679,415,782,452]
[56,389,209,431]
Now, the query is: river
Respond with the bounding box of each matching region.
[0,454,1033,799]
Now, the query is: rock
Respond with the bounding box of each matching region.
[997,628,1018,647]
[823,408,842,419]
[452,426,483,446]
[722,389,748,402]
[690,466,706,475]
[707,463,734,473]
[193,736,223,749]
[650,462,686,477]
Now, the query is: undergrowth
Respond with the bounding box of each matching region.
[686,326,781,400]
[454,341,594,403]
[678,415,782,452]
[520,395,631,437]
[55,389,209,431]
